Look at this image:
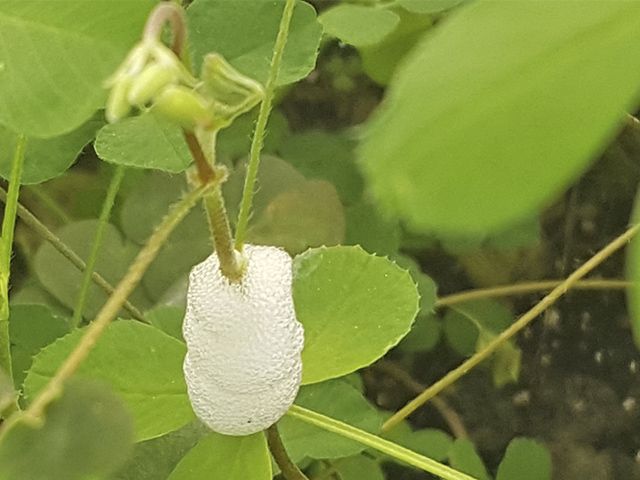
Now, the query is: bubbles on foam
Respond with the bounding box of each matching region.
[183,244,304,435]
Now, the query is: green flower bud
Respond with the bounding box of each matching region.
[153,85,214,130]
[105,75,133,123]
[151,43,198,87]
[200,53,264,126]
[127,62,178,107]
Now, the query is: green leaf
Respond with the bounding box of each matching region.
[360,3,640,235]
[279,130,363,205]
[345,199,401,256]
[0,119,101,184]
[95,113,192,173]
[218,110,290,160]
[112,422,208,480]
[33,220,150,319]
[360,9,433,85]
[383,422,453,462]
[23,321,194,441]
[320,5,399,47]
[225,156,346,254]
[399,0,466,14]
[293,245,419,384]
[9,278,65,312]
[120,172,207,244]
[496,438,551,480]
[249,179,346,254]
[478,331,522,388]
[442,216,541,255]
[9,303,69,388]
[0,1,155,137]
[444,300,513,356]
[187,0,323,86]
[224,155,307,221]
[0,368,15,413]
[0,380,134,480]
[393,254,438,314]
[342,372,365,393]
[336,455,385,480]
[444,300,521,386]
[145,305,185,342]
[119,173,210,301]
[168,432,271,480]
[279,379,382,461]
[448,439,491,480]
[398,313,441,353]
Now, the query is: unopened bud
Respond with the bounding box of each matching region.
[127,63,178,107]
[200,53,264,126]
[153,85,214,129]
[105,76,133,123]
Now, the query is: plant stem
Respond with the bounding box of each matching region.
[286,405,477,480]
[266,424,309,480]
[435,278,631,308]
[0,187,145,322]
[144,1,243,281]
[70,166,125,328]
[21,183,213,421]
[186,129,243,281]
[184,131,217,184]
[234,0,296,250]
[383,224,640,432]
[0,135,26,384]
[204,187,243,282]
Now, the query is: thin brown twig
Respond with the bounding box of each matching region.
[383,224,640,431]
[435,278,631,308]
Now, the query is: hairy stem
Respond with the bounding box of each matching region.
[22,183,213,421]
[435,278,631,308]
[0,135,26,386]
[70,166,125,328]
[204,187,243,282]
[186,129,242,281]
[287,406,476,480]
[234,0,296,250]
[144,1,244,281]
[0,187,145,322]
[184,131,217,185]
[266,424,309,480]
[383,224,640,431]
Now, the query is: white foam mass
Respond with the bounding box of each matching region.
[183,244,304,435]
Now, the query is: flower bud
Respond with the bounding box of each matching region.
[127,62,178,107]
[152,85,214,130]
[200,53,264,126]
[105,76,133,123]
